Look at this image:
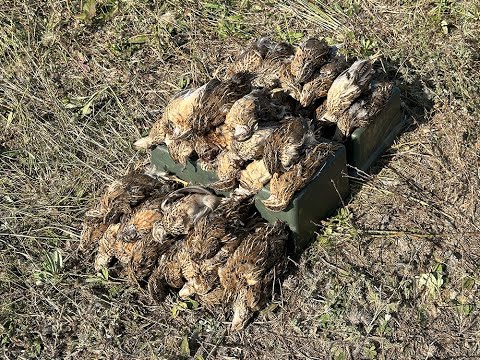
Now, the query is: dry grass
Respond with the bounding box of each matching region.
[1,0,480,358]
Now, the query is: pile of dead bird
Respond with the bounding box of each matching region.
[81,169,287,331]
[134,37,392,211]
[82,37,393,330]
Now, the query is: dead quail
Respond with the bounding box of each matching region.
[253,42,296,89]
[210,150,244,192]
[116,197,164,243]
[322,59,374,123]
[218,221,288,331]
[278,64,302,101]
[125,235,163,284]
[333,82,393,141]
[178,196,253,298]
[94,223,122,272]
[164,134,195,165]
[193,134,222,164]
[299,55,349,107]
[262,142,340,212]
[189,73,254,137]
[238,159,272,195]
[80,216,109,253]
[263,116,316,174]
[227,38,294,79]
[226,38,266,76]
[230,256,287,331]
[197,286,227,310]
[80,167,176,251]
[93,199,172,283]
[231,126,277,162]
[290,38,330,84]
[133,118,168,150]
[147,239,186,301]
[98,169,165,223]
[134,86,207,149]
[161,186,221,236]
[225,89,286,142]
[93,222,160,283]
[193,127,230,171]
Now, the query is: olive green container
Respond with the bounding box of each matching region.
[151,145,350,251]
[346,87,404,173]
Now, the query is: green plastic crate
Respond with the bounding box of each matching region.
[346,87,404,173]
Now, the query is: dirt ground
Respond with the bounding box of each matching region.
[1,0,480,359]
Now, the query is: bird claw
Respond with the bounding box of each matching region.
[173,177,189,187]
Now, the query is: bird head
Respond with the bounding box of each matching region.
[233,124,255,141]
[230,289,252,331]
[348,59,373,89]
[118,224,137,243]
[299,82,317,107]
[152,223,167,243]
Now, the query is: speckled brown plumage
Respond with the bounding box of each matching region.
[164,135,195,165]
[323,59,374,122]
[134,86,207,149]
[263,116,314,174]
[191,73,254,136]
[218,221,288,331]
[227,38,294,81]
[262,142,340,211]
[99,170,163,223]
[161,186,221,236]
[193,134,221,163]
[93,223,122,271]
[148,239,186,298]
[231,126,277,161]
[94,223,161,283]
[299,55,348,107]
[225,89,285,142]
[116,197,163,243]
[226,39,265,76]
[133,117,169,150]
[125,235,163,283]
[80,168,176,251]
[178,195,253,298]
[333,82,393,141]
[290,38,330,84]
[238,159,272,194]
[210,150,244,192]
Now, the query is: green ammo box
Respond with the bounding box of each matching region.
[346,87,405,174]
[151,145,350,251]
